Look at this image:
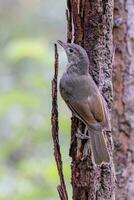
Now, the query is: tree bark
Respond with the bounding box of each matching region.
[51,45,68,200]
[66,0,115,199]
[113,1,134,199]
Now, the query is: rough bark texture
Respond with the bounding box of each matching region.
[66,0,115,199]
[113,1,134,199]
[51,44,68,200]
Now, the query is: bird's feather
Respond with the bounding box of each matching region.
[60,74,110,130]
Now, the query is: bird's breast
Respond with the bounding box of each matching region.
[60,73,92,101]
[59,74,74,101]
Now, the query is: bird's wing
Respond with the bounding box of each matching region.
[61,74,110,129]
[69,94,105,126]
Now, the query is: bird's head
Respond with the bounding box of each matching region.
[57,40,89,67]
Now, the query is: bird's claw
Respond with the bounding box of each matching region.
[76,129,89,140]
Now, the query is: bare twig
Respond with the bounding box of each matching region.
[51,44,68,200]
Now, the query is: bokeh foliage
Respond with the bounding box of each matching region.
[0,0,71,199]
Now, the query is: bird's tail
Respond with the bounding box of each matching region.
[89,130,110,165]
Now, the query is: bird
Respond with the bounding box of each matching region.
[58,40,111,165]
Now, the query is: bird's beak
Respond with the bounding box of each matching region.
[57,40,67,49]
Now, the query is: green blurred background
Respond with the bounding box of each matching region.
[0,0,72,199]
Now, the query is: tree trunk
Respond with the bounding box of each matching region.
[113,1,134,199]
[66,0,115,199]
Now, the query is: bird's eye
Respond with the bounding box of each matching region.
[69,48,74,53]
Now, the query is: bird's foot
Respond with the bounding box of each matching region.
[76,129,89,140]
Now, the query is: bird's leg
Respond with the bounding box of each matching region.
[82,140,90,160]
[82,126,90,160]
[76,126,89,160]
[82,127,92,160]
[76,137,82,160]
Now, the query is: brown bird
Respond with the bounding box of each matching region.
[58,40,111,165]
